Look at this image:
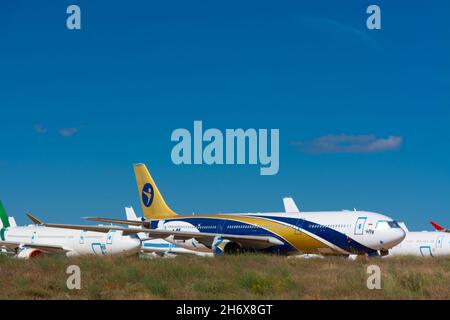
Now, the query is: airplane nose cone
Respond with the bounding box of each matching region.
[122,237,142,255]
[380,228,406,250]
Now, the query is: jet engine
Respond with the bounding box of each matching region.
[212,236,243,254]
[17,248,43,259]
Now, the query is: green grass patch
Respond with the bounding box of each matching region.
[0,254,449,299]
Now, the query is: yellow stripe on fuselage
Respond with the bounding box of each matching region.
[166,214,340,254]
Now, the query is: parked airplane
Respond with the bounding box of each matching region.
[0,201,141,258]
[387,221,450,257]
[47,164,406,257]
[124,206,213,257]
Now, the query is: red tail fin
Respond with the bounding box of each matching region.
[430,221,445,231]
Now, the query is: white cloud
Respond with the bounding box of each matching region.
[292,135,403,154]
[58,128,79,137]
[33,124,47,134]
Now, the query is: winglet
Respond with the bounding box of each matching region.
[26,213,43,225]
[430,220,445,231]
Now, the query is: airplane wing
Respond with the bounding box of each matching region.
[26,213,43,225]
[43,223,140,235]
[0,241,20,250]
[84,217,146,227]
[0,241,69,254]
[43,223,284,249]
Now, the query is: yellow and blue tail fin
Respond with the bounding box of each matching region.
[133,164,177,220]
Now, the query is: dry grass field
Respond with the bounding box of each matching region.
[0,253,449,300]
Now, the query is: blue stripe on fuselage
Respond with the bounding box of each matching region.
[152,217,297,254]
[252,215,376,254]
[143,243,173,249]
[148,216,376,255]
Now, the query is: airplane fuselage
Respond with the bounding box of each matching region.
[2,225,141,258]
[147,210,406,255]
[388,231,450,257]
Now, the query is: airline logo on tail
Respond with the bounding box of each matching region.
[134,163,177,219]
[141,183,154,207]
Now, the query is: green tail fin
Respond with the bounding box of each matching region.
[0,201,10,229]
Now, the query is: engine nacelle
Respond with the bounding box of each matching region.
[17,248,43,259]
[212,236,242,255]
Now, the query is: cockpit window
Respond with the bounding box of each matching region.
[376,221,390,230]
[388,221,400,228]
[376,220,400,230]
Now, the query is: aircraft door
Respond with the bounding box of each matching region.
[79,231,85,244]
[217,220,226,234]
[31,231,37,243]
[91,243,107,255]
[436,235,444,249]
[419,246,433,257]
[106,231,115,245]
[294,219,304,235]
[354,217,367,235]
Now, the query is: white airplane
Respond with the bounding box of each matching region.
[49,164,406,257]
[0,201,141,259]
[387,221,450,257]
[124,206,213,257]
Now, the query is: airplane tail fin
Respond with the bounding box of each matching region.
[133,164,177,220]
[125,206,140,221]
[0,201,11,229]
[430,220,448,232]
[125,206,149,241]
[125,207,142,230]
[8,217,17,227]
[283,197,300,213]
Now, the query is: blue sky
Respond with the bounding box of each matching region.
[0,1,449,230]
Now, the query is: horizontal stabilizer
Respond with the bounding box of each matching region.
[84,217,148,227]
